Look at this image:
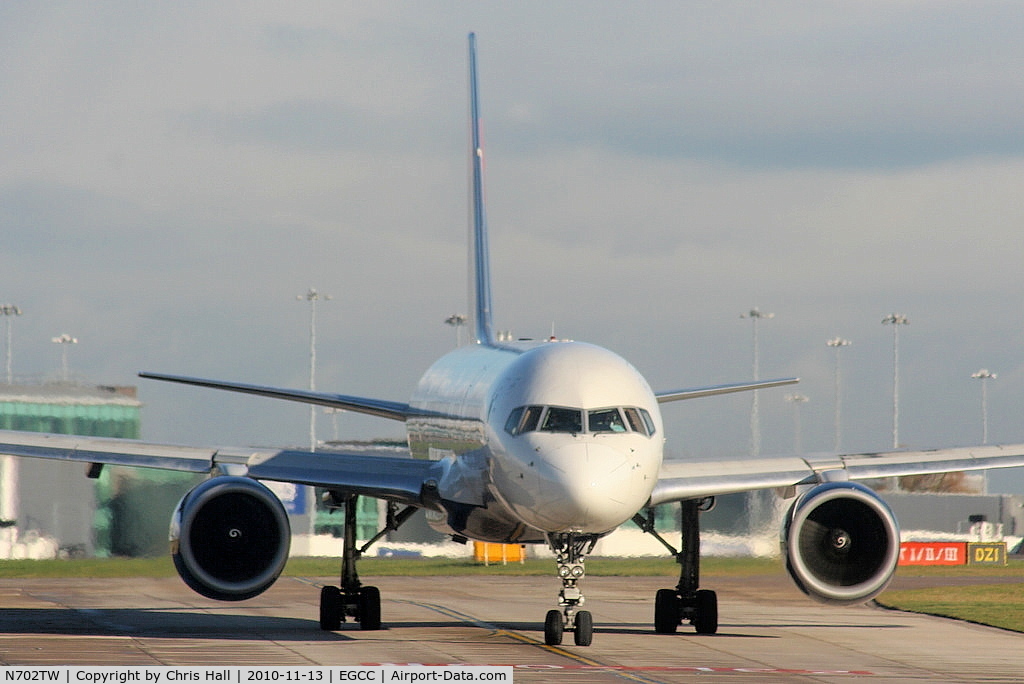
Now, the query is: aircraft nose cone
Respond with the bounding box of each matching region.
[534,441,646,532]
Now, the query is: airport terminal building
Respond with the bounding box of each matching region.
[0,381,362,559]
[0,382,197,558]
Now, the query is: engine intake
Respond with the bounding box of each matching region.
[782,481,899,605]
[170,476,291,601]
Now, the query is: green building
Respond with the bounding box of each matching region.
[0,383,141,438]
[0,383,196,558]
[0,384,407,559]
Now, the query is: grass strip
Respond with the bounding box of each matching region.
[877,583,1024,633]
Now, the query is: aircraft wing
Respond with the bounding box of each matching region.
[655,377,799,403]
[649,443,1024,506]
[139,372,414,422]
[0,430,441,508]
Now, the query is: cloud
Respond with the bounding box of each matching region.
[2,2,1024,491]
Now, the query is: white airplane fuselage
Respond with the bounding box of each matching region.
[407,340,664,543]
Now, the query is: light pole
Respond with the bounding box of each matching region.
[741,308,774,457]
[1,305,22,384]
[445,314,467,347]
[826,337,851,452]
[881,313,909,449]
[785,393,809,455]
[51,334,78,383]
[0,307,18,529]
[972,368,997,494]
[971,369,996,445]
[297,288,331,452]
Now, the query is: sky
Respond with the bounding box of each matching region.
[4,2,1024,492]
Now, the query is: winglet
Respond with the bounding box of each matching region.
[468,32,495,346]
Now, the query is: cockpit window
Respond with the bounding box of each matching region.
[520,406,543,433]
[504,407,524,435]
[541,407,583,433]
[505,405,543,436]
[640,408,656,436]
[622,407,647,436]
[588,408,626,433]
[506,404,654,437]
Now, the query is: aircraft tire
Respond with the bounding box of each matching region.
[544,609,563,646]
[693,589,718,635]
[319,586,341,631]
[573,610,593,646]
[654,589,679,634]
[359,586,382,630]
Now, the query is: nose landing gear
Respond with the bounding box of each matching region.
[544,533,597,646]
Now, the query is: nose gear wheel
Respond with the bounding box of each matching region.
[544,532,597,646]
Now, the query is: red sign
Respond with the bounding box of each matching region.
[898,542,966,566]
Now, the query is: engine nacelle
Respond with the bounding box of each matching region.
[170,476,291,601]
[782,481,899,605]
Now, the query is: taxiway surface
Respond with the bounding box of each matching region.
[0,573,1020,682]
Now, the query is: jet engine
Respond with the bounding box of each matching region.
[170,476,291,601]
[782,481,899,605]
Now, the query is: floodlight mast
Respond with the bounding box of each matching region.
[971,369,996,446]
[0,307,18,533]
[445,314,468,347]
[785,393,809,455]
[1,305,22,385]
[881,313,908,449]
[51,333,78,383]
[297,288,331,452]
[741,308,774,457]
[826,337,851,452]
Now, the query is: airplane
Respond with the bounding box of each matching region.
[4,33,1024,648]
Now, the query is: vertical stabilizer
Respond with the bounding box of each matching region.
[468,33,495,346]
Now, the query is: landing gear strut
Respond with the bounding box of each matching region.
[544,533,597,646]
[634,498,718,635]
[319,495,417,631]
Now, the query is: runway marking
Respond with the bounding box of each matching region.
[297,578,660,681]
[301,579,877,678]
[399,600,664,683]
[394,600,876,678]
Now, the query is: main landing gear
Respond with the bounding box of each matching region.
[543,533,597,646]
[318,495,417,632]
[633,498,719,635]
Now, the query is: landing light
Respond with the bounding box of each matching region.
[557,564,585,579]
